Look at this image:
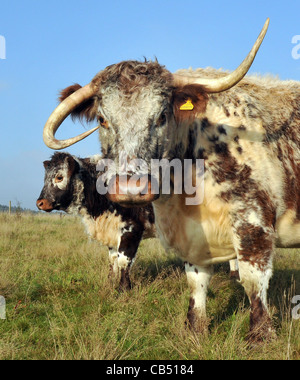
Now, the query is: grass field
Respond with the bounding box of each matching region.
[0,213,299,360]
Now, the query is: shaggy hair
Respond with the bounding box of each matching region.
[92,59,173,95]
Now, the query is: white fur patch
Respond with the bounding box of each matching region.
[229,259,239,273]
[117,252,131,270]
[80,209,125,250]
[109,249,119,275]
[237,258,273,308]
[185,263,213,316]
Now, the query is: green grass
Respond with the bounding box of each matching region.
[0,213,299,360]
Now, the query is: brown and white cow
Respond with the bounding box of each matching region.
[41,19,300,341]
[36,152,156,291]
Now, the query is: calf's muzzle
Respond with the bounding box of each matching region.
[36,198,54,212]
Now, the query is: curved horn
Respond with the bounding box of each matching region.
[173,18,270,93]
[43,83,99,150]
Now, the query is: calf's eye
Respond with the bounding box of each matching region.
[55,176,64,183]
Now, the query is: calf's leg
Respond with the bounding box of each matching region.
[117,227,144,291]
[108,248,134,291]
[108,249,119,279]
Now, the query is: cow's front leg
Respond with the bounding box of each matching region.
[234,223,277,342]
[238,258,276,342]
[185,263,213,334]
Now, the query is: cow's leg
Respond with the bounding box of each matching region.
[185,262,213,334]
[117,227,143,292]
[233,222,276,342]
[229,259,240,280]
[238,258,276,342]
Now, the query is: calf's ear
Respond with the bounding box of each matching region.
[65,156,80,177]
[173,84,208,124]
[43,160,51,169]
[59,84,98,123]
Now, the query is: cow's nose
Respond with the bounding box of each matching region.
[118,175,148,196]
[36,199,54,212]
[106,175,159,206]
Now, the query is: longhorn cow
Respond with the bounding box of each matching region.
[42,19,300,341]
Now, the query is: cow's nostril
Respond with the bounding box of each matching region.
[36,200,43,209]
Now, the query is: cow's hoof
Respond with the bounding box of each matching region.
[246,322,277,345]
[185,319,210,337]
[118,279,132,293]
[185,312,210,336]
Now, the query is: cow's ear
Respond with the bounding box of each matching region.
[65,156,80,176]
[59,84,97,123]
[43,160,51,169]
[173,84,208,124]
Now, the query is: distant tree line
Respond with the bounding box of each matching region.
[0,204,39,214]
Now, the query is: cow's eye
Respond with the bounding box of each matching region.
[98,115,109,129]
[158,112,167,126]
[55,175,64,183]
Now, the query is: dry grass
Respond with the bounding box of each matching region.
[0,213,299,360]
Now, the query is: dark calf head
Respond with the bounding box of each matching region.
[37,152,80,212]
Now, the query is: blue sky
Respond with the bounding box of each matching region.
[0,0,300,209]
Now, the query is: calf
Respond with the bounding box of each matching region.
[36,152,156,290]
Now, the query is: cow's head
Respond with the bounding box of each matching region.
[36,152,80,212]
[42,20,269,207]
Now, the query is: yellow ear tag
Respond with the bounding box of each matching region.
[180,99,194,111]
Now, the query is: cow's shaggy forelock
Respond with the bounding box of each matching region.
[92,60,173,95]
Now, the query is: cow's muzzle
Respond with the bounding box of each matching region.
[36,198,54,212]
[106,175,159,206]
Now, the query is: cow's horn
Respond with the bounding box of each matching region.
[43,83,99,150]
[173,18,269,93]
